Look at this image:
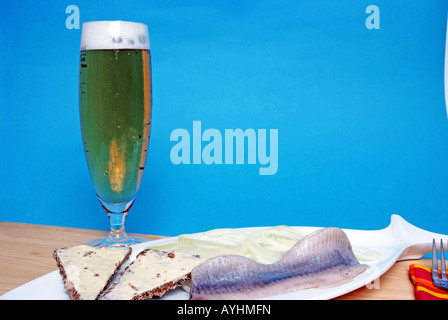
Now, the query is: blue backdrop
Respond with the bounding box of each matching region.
[1,0,447,238]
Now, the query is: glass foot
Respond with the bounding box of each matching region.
[85,235,150,247]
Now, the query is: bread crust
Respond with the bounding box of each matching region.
[131,274,191,300]
[98,249,202,300]
[52,246,132,300]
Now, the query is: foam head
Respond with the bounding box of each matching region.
[81,21,150,50]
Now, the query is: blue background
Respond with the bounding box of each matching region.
[1,0,448,238]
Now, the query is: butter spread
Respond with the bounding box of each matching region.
[98,249,205,300]
[54,245,131,300]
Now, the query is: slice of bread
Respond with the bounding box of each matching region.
[53,244,132,300]
[97,249,205,300]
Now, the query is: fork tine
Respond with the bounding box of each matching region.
[432,239,439,280]
[441,240,447,279]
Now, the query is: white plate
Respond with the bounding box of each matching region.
[2,214,447,300]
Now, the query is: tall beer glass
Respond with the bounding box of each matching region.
[79,21,152,246]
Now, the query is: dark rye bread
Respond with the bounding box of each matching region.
[100,267,193,300]
[130,272,193,300]
[97,249,205,300]
[53,245,132,300]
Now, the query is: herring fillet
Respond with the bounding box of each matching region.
[190,227,368,300]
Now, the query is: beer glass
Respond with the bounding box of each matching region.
[79,21,152,246]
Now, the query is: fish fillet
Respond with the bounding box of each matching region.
[190,227,368,300]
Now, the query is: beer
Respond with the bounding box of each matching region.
[79,22,151,206]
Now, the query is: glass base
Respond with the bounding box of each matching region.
[85,235,150,247]
[86,196,150,247]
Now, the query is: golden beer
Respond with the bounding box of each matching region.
[79,21,152,245]
[79,48,151,204]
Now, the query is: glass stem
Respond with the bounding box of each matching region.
[107,212,129,242]
[98,197,135,244]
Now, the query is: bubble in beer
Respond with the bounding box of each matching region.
[138,35,147,45]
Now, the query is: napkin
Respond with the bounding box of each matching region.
[409,264,448,300]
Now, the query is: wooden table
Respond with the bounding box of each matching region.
[0,221,427,300]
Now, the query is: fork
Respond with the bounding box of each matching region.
[432,239,448,290]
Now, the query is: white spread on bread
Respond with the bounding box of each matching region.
[98,249,205,300]
[53,245,132,300]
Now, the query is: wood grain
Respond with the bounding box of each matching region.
[0,221,423,299]
[0,222,163,295]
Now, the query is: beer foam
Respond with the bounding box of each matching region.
[81,21,150,50]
